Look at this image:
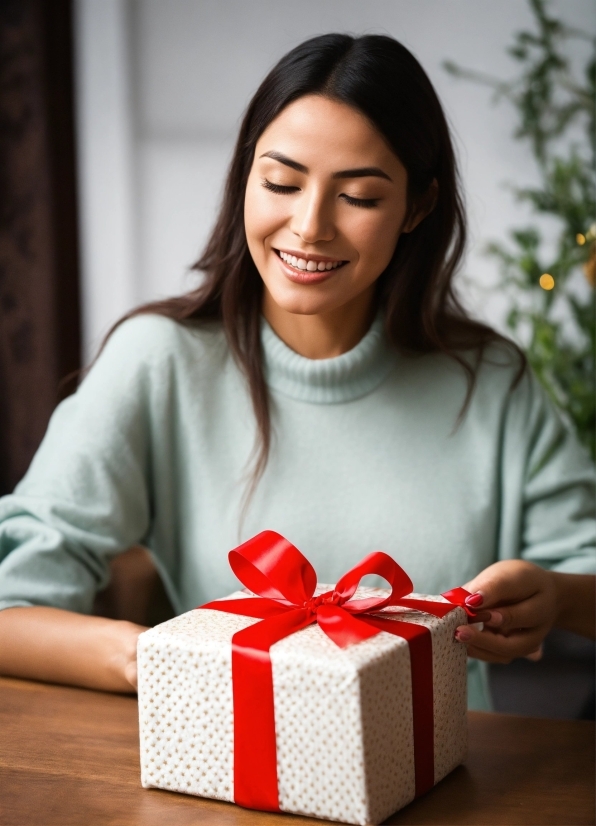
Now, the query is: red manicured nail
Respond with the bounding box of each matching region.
[456,628,472,642]
[465,593,483,607]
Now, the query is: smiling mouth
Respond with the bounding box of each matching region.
[275,249,348,272]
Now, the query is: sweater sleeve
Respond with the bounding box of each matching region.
[0,316,169,613]
[497,366,596,573]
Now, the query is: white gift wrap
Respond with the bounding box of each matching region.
[137,587,468,826]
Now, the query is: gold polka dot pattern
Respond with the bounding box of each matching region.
[137,587,467,825]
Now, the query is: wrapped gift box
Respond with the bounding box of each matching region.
[137,569,468,826]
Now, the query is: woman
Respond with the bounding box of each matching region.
[0,34,593,709]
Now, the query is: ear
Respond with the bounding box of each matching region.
[402,178,438,234]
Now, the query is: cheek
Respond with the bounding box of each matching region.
[349,210,402,268]
[244,184,287,249]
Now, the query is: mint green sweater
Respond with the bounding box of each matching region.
[0,314,594,709]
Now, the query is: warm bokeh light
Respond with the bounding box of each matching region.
[539,273,555,290]
[576,233,586,245]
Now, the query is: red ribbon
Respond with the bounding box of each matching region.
[199,531,474,812]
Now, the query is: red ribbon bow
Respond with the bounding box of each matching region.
[200,531,474,812]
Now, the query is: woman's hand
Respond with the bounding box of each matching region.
[107,617,145,690]
[0,607,147,692]
[455,560,595,663]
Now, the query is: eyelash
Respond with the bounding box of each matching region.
[341,194,380,210]
[262,180,298,195]
[261,179,380,209]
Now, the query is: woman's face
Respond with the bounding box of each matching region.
[244,95,416,321]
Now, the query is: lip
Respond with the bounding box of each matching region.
[274,250,345,284]
[273,247,349,285]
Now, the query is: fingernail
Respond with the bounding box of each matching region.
[465,593,484,607]
[489,611,503,627]
[456,628,472,642]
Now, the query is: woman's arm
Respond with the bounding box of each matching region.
[0,320,170,691]
[0,607,145,692]
[457,561,595,663]
[459,362,596,663]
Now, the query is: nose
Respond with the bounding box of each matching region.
[290,187,335,244]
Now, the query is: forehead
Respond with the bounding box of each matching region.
[255,95,403,175]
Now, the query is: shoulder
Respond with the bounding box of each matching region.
[77,315,231,408]
[470,342,588,468]
[401,338,527,406]
[473,341,548,414]
[94,314,230,377]
[409,339,556,433]
[459,340,562,434]
[101,313,227,360]
[473,340,529,398]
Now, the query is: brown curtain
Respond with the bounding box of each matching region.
[0,0,81,495]
[0,0,175,626]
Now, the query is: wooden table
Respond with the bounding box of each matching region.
[0,676,593,825]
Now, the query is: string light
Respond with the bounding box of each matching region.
[576,233,586,245]
[539,273,555,290]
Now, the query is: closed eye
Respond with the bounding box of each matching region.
[262,179,380,209]
[262,179,299,194]
[340,194,380,209]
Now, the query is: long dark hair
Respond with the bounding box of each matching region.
[105,33,524,487]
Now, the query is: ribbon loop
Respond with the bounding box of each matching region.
[333,550,414,613]
[228,530,317,605]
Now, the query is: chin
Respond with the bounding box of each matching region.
[274,298,335,317]
[266,282,340,317]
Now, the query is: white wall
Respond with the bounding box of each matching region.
[74,0,594,360]
[74,0,137,357]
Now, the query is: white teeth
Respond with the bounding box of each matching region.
[278,251,344,271]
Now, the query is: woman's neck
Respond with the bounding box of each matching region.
[262,288,377,360]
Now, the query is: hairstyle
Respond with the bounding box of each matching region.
[106,33,524,495]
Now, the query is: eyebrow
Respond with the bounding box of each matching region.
[259,151,392,182]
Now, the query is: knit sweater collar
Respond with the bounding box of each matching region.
[261,314,396,404]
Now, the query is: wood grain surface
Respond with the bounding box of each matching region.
[0,676,593,826]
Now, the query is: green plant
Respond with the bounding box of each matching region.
[444,0,595,459]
